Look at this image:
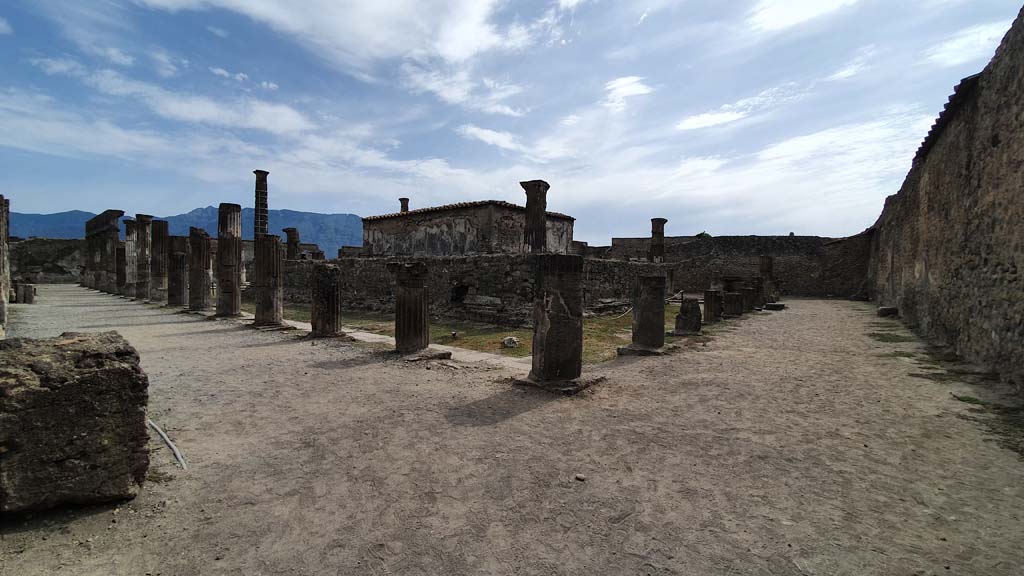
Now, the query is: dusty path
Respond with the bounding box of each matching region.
[2,285,1022,575]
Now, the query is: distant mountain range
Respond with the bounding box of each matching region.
[11,207,363,256]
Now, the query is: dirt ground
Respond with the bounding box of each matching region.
[2,285,1023,576]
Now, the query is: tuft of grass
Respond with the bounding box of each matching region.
[951,393,986,405]
[868,332,918,343]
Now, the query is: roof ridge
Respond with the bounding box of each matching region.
[363,199,574,221]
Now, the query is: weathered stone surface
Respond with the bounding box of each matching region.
[765,303,786,311]
[216,204,242,317]
[649,218,667,263]
[703,290,722,323]
[619,274,666,355]
[12,283,36,304]
[253,234,284,326]
[188,227,213,311]
[723,292,743,317]
[122,220,137,298]
[283,228,301,261]
[527,254,584,385]
[741,287,757,312]
[150,220,169,302]
[311,263,343,337]
[135,214,153,301]
[521,180,550,253]
[673,298,702,335]
[0,196,8,337]
[0,332,149,513]
[167,252,187,307]
[253,170,269,237]
[868,8,1024,385]
[877,306,899,318]
[84,210,123,294]
[390,262,430,354]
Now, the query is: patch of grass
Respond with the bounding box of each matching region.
[951,393,987,405]
[868,332,919,343]
[876,351,917,358]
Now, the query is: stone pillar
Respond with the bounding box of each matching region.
[122,220,137,298]
[254,169,270,237]
[741,286,756,312]
[0,195,8,337]
[253,234,284,326]
[518,254,597,392]
[391,262,430,353]
[619,275,666,355]
[188,227,212,311]
[150,220,169,302]
[723,292,743,317]
[722,275,743,294]
[703,289,722,323]
[399,198,410,213]
[751,276,767,308]
[521,179,549,253]
[649,218,667,263]
[216,204,242,317]
[84,210,124,294]
[134,214,153,301]
[167,252,187,307]
[673,298,702,335]
[311,263,342,337]
[115,242,127,295]
[283,228,301,260]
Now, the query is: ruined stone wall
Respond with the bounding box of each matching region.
[281,255,670,326]
[868,8,1024,385]
[10,239,84,283]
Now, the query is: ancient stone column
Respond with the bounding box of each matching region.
[150,220,169,302]
[116,242,127,295]
[722,275,743,294]
[703,289,722,323]
[283,228,301,260]
[619,275,666,355]
[521,179,550,253]
[649,218,668,263]
[391,262,430,353]
[741,286,756,312]
[751,276,767,308]
[673,298,702,335]
[521,254,589,390]
[188,227,212,311]
[254,169,270,237]
[253,234,284,326]
[311,263,342,337]
[399,198,410,213]
[723,292,743,317]
[134,214,153,301]
[167,252,187,307]
[216,203,242,317]
[0,195,9,337]
[123,220,137,298]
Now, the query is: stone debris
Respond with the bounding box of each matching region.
[501,336,520,348]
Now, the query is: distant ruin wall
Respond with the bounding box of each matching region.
[281,256,671,326]
[868,8,1024,385]
[10,238,84,284]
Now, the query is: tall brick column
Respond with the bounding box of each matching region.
[216,203,242,317]
[253,234,284,326]
[134,214,153,301]
[649,218,668,263]
[151,220,169,302]
[188,227,212,311]
[167,252,187,307]
[122,220,137,298]
[283,227,301,260]
[521,179,549,253]
[391,262,430,353]
[254,169,269,237]
[618,275,666,355]
[311,263,342,337]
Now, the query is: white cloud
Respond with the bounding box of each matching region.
[33,1,137,66]
[30,57,88,76]
[457,124,526,154]
[924,21,1011,67]
[206,25,228,38]
[210,66,247,82]
[828,45,875,81]
[748,0,862,32]
[603,76,652,112]
[151,50,187,77]
[401,60,526,116]
[676,83,804,130]
[0,17,12,35]
[260,81,279,91]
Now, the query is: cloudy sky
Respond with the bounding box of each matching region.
[0,0,1019,243]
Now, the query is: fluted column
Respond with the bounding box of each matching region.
[618,274,666,355]
[134,214,153,301]
[253,234,284,326]
[216,203,242,317]
[254,169,269,237]
[167,252,187,307]
[151,220,169,302]
[188,227,212,311]
[122,221,137,298]
[283,228,301,260]
[391,262,430,353]
[311,263,342,337]
[649,218,667,263]
[521,180,549,253]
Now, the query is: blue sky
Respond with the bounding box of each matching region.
[0,0,1019,243]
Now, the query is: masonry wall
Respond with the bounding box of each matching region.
[282,255,670,326]
[868,8,1024,385]
[11,238,84,283]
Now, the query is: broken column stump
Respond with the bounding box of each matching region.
[521,180,550,253]
[215,203,242,317]
[188,227,212,311]
[283,227,301,260]
[390,262,428,353]
[752,276,768,308]
[618,274,667,356]
[514,254,600,393]
[723,292,744,317]
[253,234,284,327]
[877,306,899,317]
[311,263,343,337]
[167,252,187,308]
[741,287,757,312]
[703,289,722,323]
[672,298,702,335]
[0,332,149,513]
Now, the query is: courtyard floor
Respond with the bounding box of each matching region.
[2,285,1023,575]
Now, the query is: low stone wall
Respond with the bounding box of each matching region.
[10,238,84,284]
[282,255,674,326]
[0,332,149,513]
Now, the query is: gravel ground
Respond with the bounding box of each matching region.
[2,285,1022,575]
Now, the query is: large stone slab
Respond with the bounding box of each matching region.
[0,332,149,513]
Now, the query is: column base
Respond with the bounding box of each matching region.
[512,375,605,394]
[765,303,787,311]
[399,349,452,362]
[616,344,666,357]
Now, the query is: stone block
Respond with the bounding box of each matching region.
[877,306,899,317]
[672,298,702,335]
[0,332,149,513]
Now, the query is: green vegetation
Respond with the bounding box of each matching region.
[951,393,986,405]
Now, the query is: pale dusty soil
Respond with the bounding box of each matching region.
[2,285,1023,576]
